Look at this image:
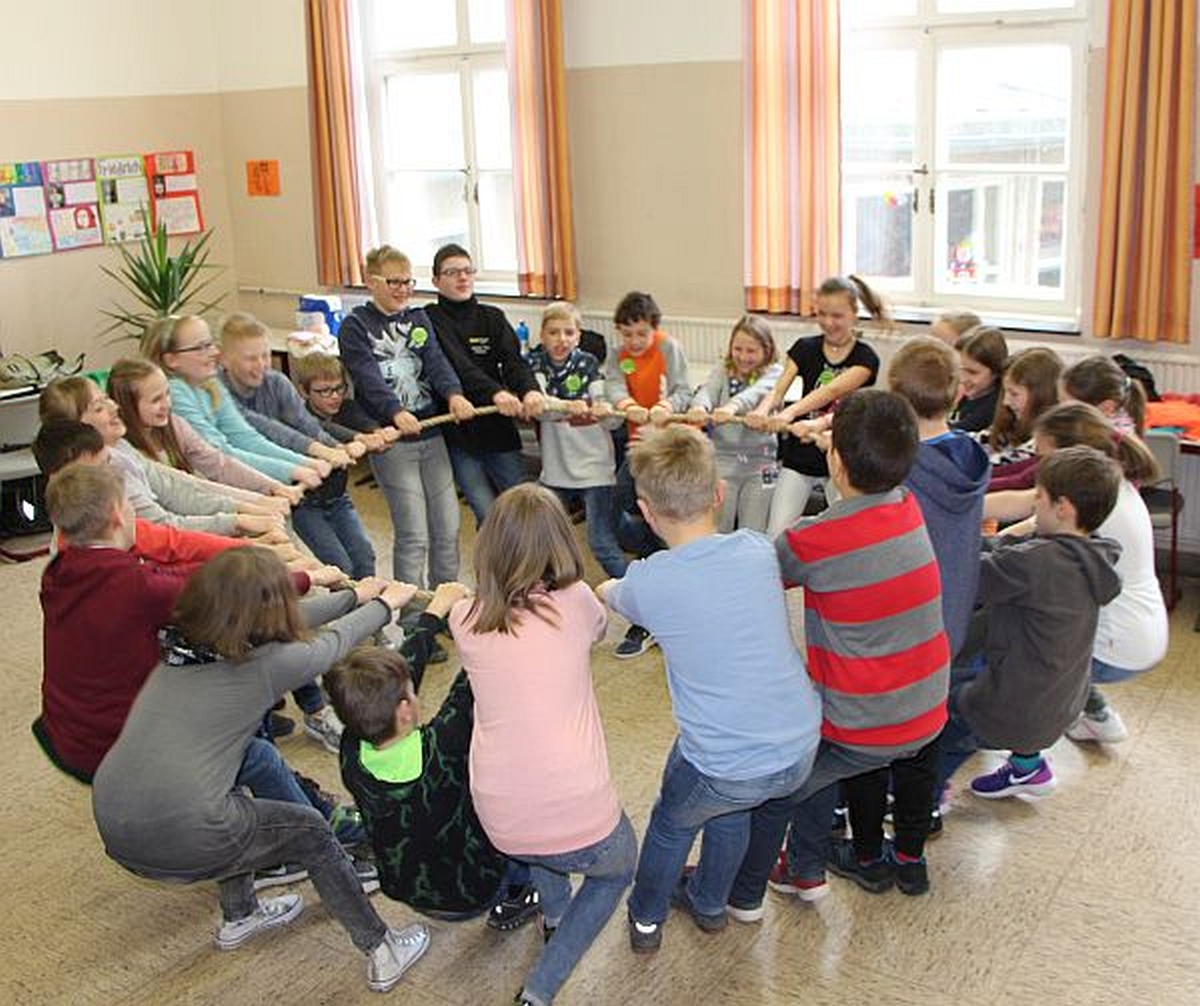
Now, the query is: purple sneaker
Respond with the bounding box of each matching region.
[970,759,1056,799]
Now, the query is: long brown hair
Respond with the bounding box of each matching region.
[1035,402,1158,485]
[108,357,193,473]
[466,484,585,635]
[989,346,1062,449]
[173,548,307,660]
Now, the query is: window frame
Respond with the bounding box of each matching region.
[839,1,1090,325]
[358,0,516,288]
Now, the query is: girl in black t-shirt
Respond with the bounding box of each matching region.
[747,275,886,536]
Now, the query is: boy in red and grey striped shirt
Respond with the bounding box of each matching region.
[728,389,950,918]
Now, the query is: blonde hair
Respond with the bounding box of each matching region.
[46,464,125,541]
[725,315,777,380]
[172,548,307,660]
[141,315,221,407]
[365,244,412,275]
[541,300,582,331]
[466,483,585,635]
[628,425,719,522]
[934,310,982,338]
[218,311,270,350]
[888,337,960,419]
[291,352,347,392]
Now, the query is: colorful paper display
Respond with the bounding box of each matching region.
[44,158,103,251]
[0,162,54,259]
[146,150,203,236]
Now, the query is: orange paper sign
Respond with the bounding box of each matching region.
[247,160,281,197]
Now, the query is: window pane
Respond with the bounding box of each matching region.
[935,172,1065,297]
[940,46,1070,166]
[842,177,915,286]
[938,0,1074,12]
[384,72,464,170]
[386,171,468,268]
[370,0,456,52]
[477,170,516,272]
[468,0,506,43]
[473,68,512,170]
[842,49,916,165]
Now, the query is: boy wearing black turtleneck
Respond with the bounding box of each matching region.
[424,244,545,524]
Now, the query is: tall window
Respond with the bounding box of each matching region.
[359,0,516,281]
[840,0,1088,322]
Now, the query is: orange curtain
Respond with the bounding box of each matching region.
[307,0,365,288]
[1093,0,1195,343]
[507,0,577,300]
[744,0,840,316]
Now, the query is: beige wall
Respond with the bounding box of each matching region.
[0,0,1197,374]
[0,94,235,369]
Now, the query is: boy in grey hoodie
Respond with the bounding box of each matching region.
[942,445,1122,800]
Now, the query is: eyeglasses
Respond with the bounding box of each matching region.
[171,340,217,354]
[438,266,477,279]
[372,275,417,290]
[309,383,347,398]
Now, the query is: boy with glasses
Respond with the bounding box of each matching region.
[338,244,475,589]
[425,243,545,524]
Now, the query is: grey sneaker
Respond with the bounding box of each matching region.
[614,625,656,659]
[367,923,430,993]
[303,705,344,754]
[215,894,303,950]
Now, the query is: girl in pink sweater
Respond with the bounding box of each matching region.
[450,484,636,1006]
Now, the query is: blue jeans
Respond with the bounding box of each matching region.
[1091,656,1141,684]
[291,493,376,580]
[550,485,628,578]
[235,737,311,806]
[449,445,528,525]
[370,434,460,587]
[629,740,816,924]
[729,740,898,907]
[515,813,637,1006]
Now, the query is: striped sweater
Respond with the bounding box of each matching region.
[777,487,949,754]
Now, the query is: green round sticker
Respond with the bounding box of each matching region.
[564,373,586,395]
[410,327,429,348]
[619,358,636,375]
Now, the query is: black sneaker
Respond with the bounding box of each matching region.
[487,884,541,931]
[894,857,930,896]
[826,838,895,893]
[670,868,727,933]
[268,712,296,738]
[614,625,656,659]
[427,640,449,665]
[627,913,662,954]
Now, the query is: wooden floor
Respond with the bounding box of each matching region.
[4,474,1199,1005]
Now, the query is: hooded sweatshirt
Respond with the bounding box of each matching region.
[906,431,990,658]
[958,533,1121,752]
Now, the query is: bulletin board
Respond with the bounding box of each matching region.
[0,148,205,260]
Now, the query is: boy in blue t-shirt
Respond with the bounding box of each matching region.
[598,426,822,954]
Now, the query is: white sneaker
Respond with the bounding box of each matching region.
[367,924,430,993]
[304,705,344,754]
[215,894,303,950]
[1066,708,1129,744]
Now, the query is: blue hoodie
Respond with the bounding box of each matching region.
[906,431,990,658]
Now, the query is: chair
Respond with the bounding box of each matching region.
[0,391,50,562]
[1142,429,1184,611]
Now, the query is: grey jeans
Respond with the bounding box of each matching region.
[217,798,386,954]
[369,433,460,587]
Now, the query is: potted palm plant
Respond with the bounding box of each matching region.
[98,217,227,343]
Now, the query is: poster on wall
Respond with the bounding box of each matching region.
[96,155,150,243]
[43,157,103,251]
[0,161,53,259]
[145,150,203,235]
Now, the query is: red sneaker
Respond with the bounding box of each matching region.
[767,851,828,903]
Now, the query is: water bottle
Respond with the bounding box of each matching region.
[515,320,529,356]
